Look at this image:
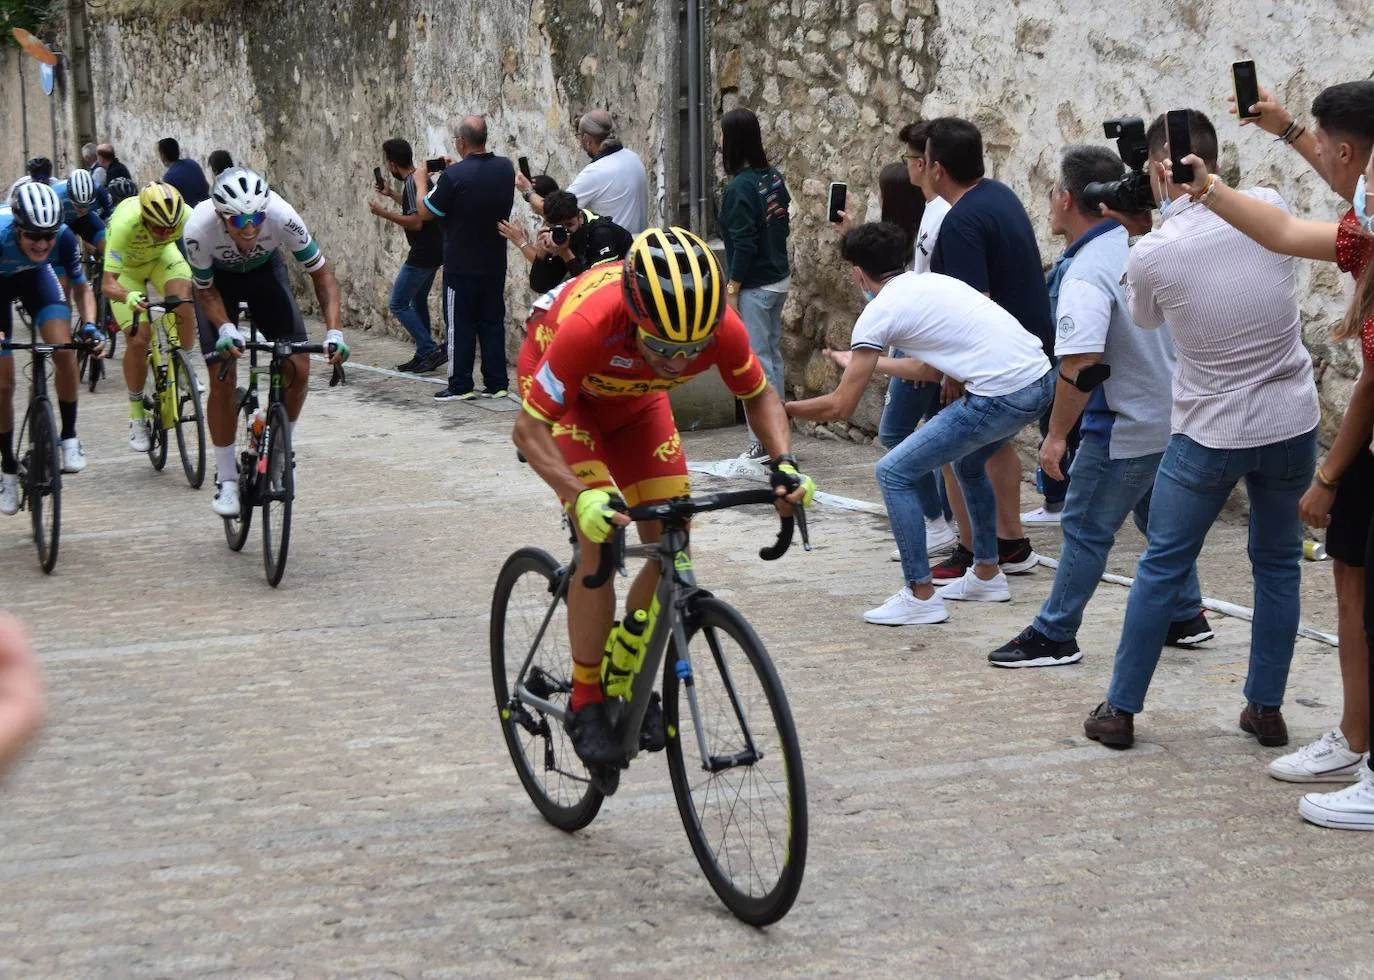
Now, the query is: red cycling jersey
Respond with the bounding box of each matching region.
[518,264,768,506]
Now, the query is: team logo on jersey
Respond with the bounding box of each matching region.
[1057,314,1075,341]
[552,422,596,450]
[609,355,637,369]
[285,219,306,237]
[534,362,566,406]
[652,432,683,462]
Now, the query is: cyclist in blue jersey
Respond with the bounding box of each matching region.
[0,182,104,510]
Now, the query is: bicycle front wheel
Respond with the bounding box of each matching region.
[490,547,604,831]
[145,365,168,471]
[663,597,807,926]
[260,403,293,587]
[19,400,62,574]
[172,350,206,488]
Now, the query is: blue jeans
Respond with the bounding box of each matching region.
[444,274,508,394]
[738,287,786,440]
[1106,428,1317,714]
[879,367,951,524]
[1033,434,1201,643]
[877,370,1055,585]
[390,262,439,356]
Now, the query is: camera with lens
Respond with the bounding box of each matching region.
[550,224,570,246]
[1082,117,1156,213]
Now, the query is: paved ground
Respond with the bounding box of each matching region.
[1,332,1368,978]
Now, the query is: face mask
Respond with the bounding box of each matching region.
[1354,174,1374,233]
[1158,195,1174,219]
[861,287,876,303]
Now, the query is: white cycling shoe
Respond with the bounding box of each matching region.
[0,472,17,516]
[212,479,240,517]
[60,438,87,473]
[128,418,152,453]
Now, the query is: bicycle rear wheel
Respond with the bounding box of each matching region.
[172,350,206,488]
[490,547,604,831]
[663,597,807,926]
[19,400,62,574]
[260,403,293,587]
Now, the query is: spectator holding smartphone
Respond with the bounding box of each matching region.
[719,107,792,461]
[370,138,445,373]
[501,189,632,294]
[1186,81,1374,828]
[515,110,649,235]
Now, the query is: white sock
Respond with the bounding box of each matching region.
[215,444,237,484]
[289,420,296,435]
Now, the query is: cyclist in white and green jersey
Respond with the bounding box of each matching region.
[183,167,348,516]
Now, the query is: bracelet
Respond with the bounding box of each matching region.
[1189,173,1217,203]
[521,189,532,202]
[1058,369,1076,386]
[1316,466,1340,490]
[1276,120,1297,143]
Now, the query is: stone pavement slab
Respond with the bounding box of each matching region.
[0,333,1367,978]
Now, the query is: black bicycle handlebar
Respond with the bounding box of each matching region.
[580,487,810,588]
[215,341,342,384]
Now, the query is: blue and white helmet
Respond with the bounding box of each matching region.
[66,168,96,208]
[9,179,63,232]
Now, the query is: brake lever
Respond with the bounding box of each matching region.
[794,503,812,552]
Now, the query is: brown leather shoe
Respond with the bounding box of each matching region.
[1084,701,1134,748]
[1239,702,1289,747]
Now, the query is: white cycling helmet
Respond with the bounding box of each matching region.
[9,179,63,232]
[211,166,270,216]
[66,168,96,208]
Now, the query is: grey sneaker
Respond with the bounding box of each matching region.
[739,442,769,462]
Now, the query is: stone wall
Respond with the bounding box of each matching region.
[710,0,1372,438]
[3,1,1370,439]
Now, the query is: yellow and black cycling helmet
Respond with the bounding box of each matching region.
[623,226,725,344]
[137,181,184,229]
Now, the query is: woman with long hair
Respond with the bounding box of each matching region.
[719,107,792,460]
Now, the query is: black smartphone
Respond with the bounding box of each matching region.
[827,182,847,223]
[1233,60,1261,120]
[1165,109,1194,185]
[372,166,384,190]
[425,157,445,173]
[518,156,532,182]
[1073,362,1112,392]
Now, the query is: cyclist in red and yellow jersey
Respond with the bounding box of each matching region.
[513,226,815,764]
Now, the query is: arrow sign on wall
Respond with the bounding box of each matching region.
[11,28,59,67]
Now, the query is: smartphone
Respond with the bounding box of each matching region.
[1232,60,1261,120]
[425,157,445,174]
[1165,110,1194,185]
[827,182,847,223]
[372,166,384,190]
[518,156,532,182]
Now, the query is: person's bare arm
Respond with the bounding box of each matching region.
[1174,156,1337,261]
[1039,353,1100,481]
[308,264,342,335]
[0,615,43,777]
[785,348,880,421]
[512,412,630,526]
[1227,85,1325,178]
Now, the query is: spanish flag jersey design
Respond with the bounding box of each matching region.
[520,264,768,425]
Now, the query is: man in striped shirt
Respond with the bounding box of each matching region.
[1083,110,1319,750]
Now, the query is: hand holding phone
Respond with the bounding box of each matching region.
[518,156,532,182]
[1165,110,1194,186]
[425,157,445,174]
[827,182,847,224]
[1232,61,1261,121]
[373,166,385,192]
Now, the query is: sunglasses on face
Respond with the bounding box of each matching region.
[638,330,711,361]
[226,212,266,230]
[20,230,56,244]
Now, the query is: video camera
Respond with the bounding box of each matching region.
[1082,117,1156,214]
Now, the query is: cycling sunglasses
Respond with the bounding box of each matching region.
[226,212,267,230]
[19,230,56,243]
[638,330,711,361]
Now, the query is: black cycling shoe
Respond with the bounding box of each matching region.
[565,701,623,767]
[639,691,666,752]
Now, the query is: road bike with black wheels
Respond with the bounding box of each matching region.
[491,489,810,925]
[76,253,117,392]
[130,297,205,488]
[6,327,90,573]
[219,338,343,587]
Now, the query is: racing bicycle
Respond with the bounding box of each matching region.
[130,297,205,488]
[491,488,810,925]
[76,252,117,392]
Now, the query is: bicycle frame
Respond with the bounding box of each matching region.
[144,310,182,427]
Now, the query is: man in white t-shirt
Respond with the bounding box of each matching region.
[900,121,951,274]
[787,222,1055,626]
[516,110,649,234]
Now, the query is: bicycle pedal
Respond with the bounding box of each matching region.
[589,764,621,797]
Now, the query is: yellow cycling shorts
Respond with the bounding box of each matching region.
[109,243,193,333]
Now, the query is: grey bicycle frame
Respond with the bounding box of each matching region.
[512,521,753,769]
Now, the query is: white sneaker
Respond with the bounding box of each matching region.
[128,418,151,452]
[60,437,87,473]
[212,479,240,517]
[937,568,1012,602]
[925,517,957,554]
[1020,506,1063,525]
[863,587,949,626]
[1299,765,1374,830]
[1270,730,1366,783]
[0,472,17,515]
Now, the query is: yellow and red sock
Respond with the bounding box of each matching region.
[570,661,603,711]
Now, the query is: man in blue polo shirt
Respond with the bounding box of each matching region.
[925,117,1051,581]
[987,144,1211,667]
[158,137,210,208]
[421,115,516,400]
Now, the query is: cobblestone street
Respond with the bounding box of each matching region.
[2,335,1369,978]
